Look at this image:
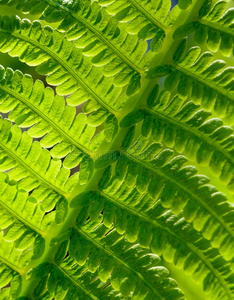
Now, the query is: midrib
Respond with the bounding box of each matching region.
[19,0,224,298]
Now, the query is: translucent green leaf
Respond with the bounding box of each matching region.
[32,236,45,260]
[95,151,121,169]
[178,0,192,10]
[55,197,68,224]
[120,109,145,127]
[27,263,52,280]
[70,191,96,208]
[79,154,94,185]
[104,115,118,142]
[145,65,171,79]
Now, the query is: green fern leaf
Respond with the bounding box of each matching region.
[71,183,234,298]
[190,1,233,56]
[122,85,234,191]
[0,0,233,299]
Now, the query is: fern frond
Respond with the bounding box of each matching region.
[0,15,130,119]
[0,66,105,182]
[0,262,22,298]
[31,261,131,300]
[146,46,234,123]
[31,218,184,299]
[72,222,183,299]
[0,206,43,270]
[123,140,233,254]
[0,118,76,230]
[27,261,115,300]
[176,1,234,56]
[0,171,68,236]
[122,85,234,191]
[93,141,234,260]
[0,172,47,234]
[96,0,171,53]
[0,0,150,96]
[0,117,77,194]
[0,175,48,280]
[0,0,233,299]
[71,185,234,299]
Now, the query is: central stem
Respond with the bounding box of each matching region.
[19,0,206,297]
